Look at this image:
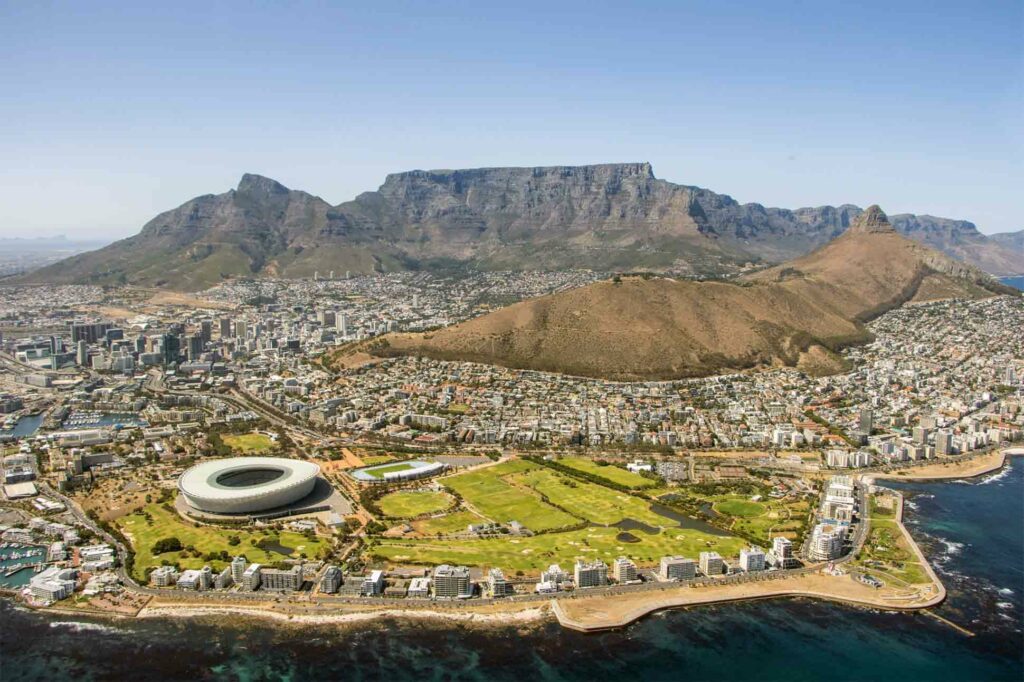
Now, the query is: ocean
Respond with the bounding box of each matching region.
[1,459,1021,682]
[1001,276,1024,292]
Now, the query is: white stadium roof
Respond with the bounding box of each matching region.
[178,456,320,514]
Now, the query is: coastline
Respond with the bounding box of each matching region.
[20,447,1021,632]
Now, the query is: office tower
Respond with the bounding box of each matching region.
[858,408,873,435]
[200,320,212,342]
[219,317,233,339]
[186,334,204,361]
[76,340,88,366]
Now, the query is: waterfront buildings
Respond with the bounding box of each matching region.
[151,566,179,587]
[767,536,798,569]
[739,546,766,572]
[433,564,473,599]
[242,563,262,591]
[699,551,724,576]
[487,568,514,597]
[809,523,846,561]
[260,565,303,591]
[29,566,77,602]
[361,570,384,596]
[612,557,639,583]
[574,560,609,588]
[320,565,343,594]
[659,556,697,581]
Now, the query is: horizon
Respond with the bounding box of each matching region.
[2,1,1021,239]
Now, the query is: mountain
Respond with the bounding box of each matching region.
[15,164,1024,290]
[989,229,1024,256]
[342,207,1011,381]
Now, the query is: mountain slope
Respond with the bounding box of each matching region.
[15,164,1024,290]
[351,207,1009,380]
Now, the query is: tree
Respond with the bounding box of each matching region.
[151,537,183,555]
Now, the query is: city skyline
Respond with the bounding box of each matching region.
[1,0,1021,240]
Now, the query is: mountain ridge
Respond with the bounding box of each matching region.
[14,164,1024,290]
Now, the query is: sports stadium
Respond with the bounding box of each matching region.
[178,456,321,515]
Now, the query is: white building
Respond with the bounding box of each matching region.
[30,566,77,602]
[407,576,431,598]
[434,565,473,599]
[659,556,697,581]
[487,568,514,597]
[79,544,115,571]
[612,557,638,583]
[809,523,846,561]
[767,537,798,569]
[362,569,385,596]
[739,546,766,572]
[574,560,608,588]
[151,565,179,587]
[699,551,724,576]
[242,563,262,591]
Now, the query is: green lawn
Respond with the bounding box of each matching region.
[369,525,746,574]
[363,462,417,479]
[442,460,578,531]
[221,432,275,453]
[511,468,672,527]
[412,510,487,536]
[117,501,326,581]
[714,498,767,518]
[852,500,930,586]
[377,490,453,518]
[558,457,656,489]
[360,455,395,466]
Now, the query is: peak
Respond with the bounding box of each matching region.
[848,205,895,234]
[237,174,290,196]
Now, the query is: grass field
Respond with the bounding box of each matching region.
[377,490,453,518]
[852,495,929,586]
[370,524,746,573]
[412,510,487,536]
[511,467,671,527]
[221,432,275,454]
[659,489,810,543]
[442,460,578,531]
[714,498,767,518]
[558,457,656,489]
[116,501,325,581]
[362,462,417,479]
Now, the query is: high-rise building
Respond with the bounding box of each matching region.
[214,566,233,589]
[858,408,873,435]
[337,314,349,337]
[151,566,179,587]
[433,564,472,598]
[573,560,608,588]
[234,320,248,340]
[320,566,343,594]
[200,320,213,343]
[612,557,638,583]
[659,556,697,581]
[242,563,262,591]
[230,556,246,584]
[487,568,514,597]
[913,426,930,445]
[699,551,724,576]
[739,546,766,572]
[219,318,233,339]
[768,536,797,569]
[70,322,111,344]
[186,334,204,361]
[541,564,570,585]
[809,524,845,561]
[935,430,954,456]
[260,565,303,591]
[76,340,88,366]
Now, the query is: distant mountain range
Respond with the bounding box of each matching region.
[13,164,1024,290]
[341,207,1014,381]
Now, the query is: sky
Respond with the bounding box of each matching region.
[1,0,1021,241]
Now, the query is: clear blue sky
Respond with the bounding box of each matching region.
[1,0,1021,240]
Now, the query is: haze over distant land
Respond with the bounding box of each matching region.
[12,164,1024,290]
[1,2,1020,240]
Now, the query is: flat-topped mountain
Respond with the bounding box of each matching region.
[348,207,1011,380]
[17,165,1024,290]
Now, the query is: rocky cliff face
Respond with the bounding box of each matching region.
[16,164,1024,290]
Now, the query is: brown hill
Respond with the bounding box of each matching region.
[341,206,1011,380]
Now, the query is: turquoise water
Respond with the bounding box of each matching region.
[1,414,43,438]
[1,460,1021,681]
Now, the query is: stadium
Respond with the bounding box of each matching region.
[178,456,321,515]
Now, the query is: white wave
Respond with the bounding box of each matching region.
[998,587,1015,596]
[978,468,1010,485]
[904,500,919,511]
[996,602,1015,610]
[49,621,119,634]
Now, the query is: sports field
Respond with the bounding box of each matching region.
[443,460,578,531]
[363,462,417,479]
[221,432,275,453]
[367,458,749,573]
[377,490,453,518]
[117,500,325,581]
[370,524,745,573]
[558,457,656,488]
[851,494,929,585]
